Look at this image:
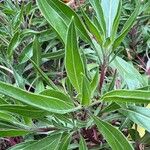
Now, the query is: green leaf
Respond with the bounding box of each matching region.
[101,0,120,37]
[40,89,73,106]
[90,0,106,36]
[59,133,71,150]
[79,136,88,150]
[0,105,48,118]
[113,3,140,50]
[0,97,8,104]
[32,36,41,68]
[0,121,19,129]
[22,133,62,150]
[101,102,121,113]
[82,9,103,46]
[0,129,31,137]
[0,110,31,130]
[46,0,91,42]
[31,38,43,89]
[110,56,145,89]
[19,42,32,64]
[81,75,91,106]
[0,81,76,114]
[7,31,20,58]
[0,110,30,129]
[103,37,111,48]
[108,70,117,91]
[93,116,134,150]
[13,4,24,29]
[36,0,90,43]
[92,39,146,89]
[102,90,150,103]
[0,111,21,125]
[122,105,150,132]
[9,141,36,150]
[65,19,85,94]
[111,0,122,41]
[30,58,58,90]
[42,50,65,60]
[0,110,28,128]
[36,0,67,42]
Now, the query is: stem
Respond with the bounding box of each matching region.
[37,127,58,132]
[99,58,107,94]
[132,48,145,67]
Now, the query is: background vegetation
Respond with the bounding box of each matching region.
[0,0,150,149]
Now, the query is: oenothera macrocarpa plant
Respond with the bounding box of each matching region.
[0,0,150,149]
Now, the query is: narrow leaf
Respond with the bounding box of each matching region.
[9,141,36,150]
[82,9,103,46]
[0,105,48,118]
[79,136,88,150]
[122,105,150,132]
[36,0,67,42]
[0,81,76,114]
[42,50,64,60]
[90,69,99,96]
[101,0,120,37]
[81,75,91,106]
[32,36,41,67]
[7,31,20,58]
[93,116,134,150]
[90,0,106,36]
[111,0,122,41]
[22,133,62,150]
[102,90,150,104]
[113,3,140,50]
[65,19,85,93]
[36,0,91,43]
[30,58,58,90]
[0,129,31,137]
[59,133,71,150]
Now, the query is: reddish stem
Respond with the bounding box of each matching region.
[99,60,107,94]
[37,127,58,132]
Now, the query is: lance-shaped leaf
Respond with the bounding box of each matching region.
[0,105,48,118]
[81,75,91,106]
[0,81,76,114]
[90,69,99,96]
[89,0,106,36]
[79,136,88,150]
[110,56,145,89]
[7,31,20,59]
[22,133,62,150]
[102,90,150,103]
[82,9,103,46]
[0,129,31,137]
[122,105,150,133]
[59,133,72,150]
[36,0,91,43]
[30,58,58,90]
[111,0,122,41]
[101,0,120,37]
[36,0,67,42]
[93,116,134,150]
[113,2,140,50]
[42,50,65,60]
[0,111,27,128]
[8,141,36,150]
[32,36,41,68]
[65,19,85,94]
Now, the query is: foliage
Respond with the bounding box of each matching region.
[0,0,150,149]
